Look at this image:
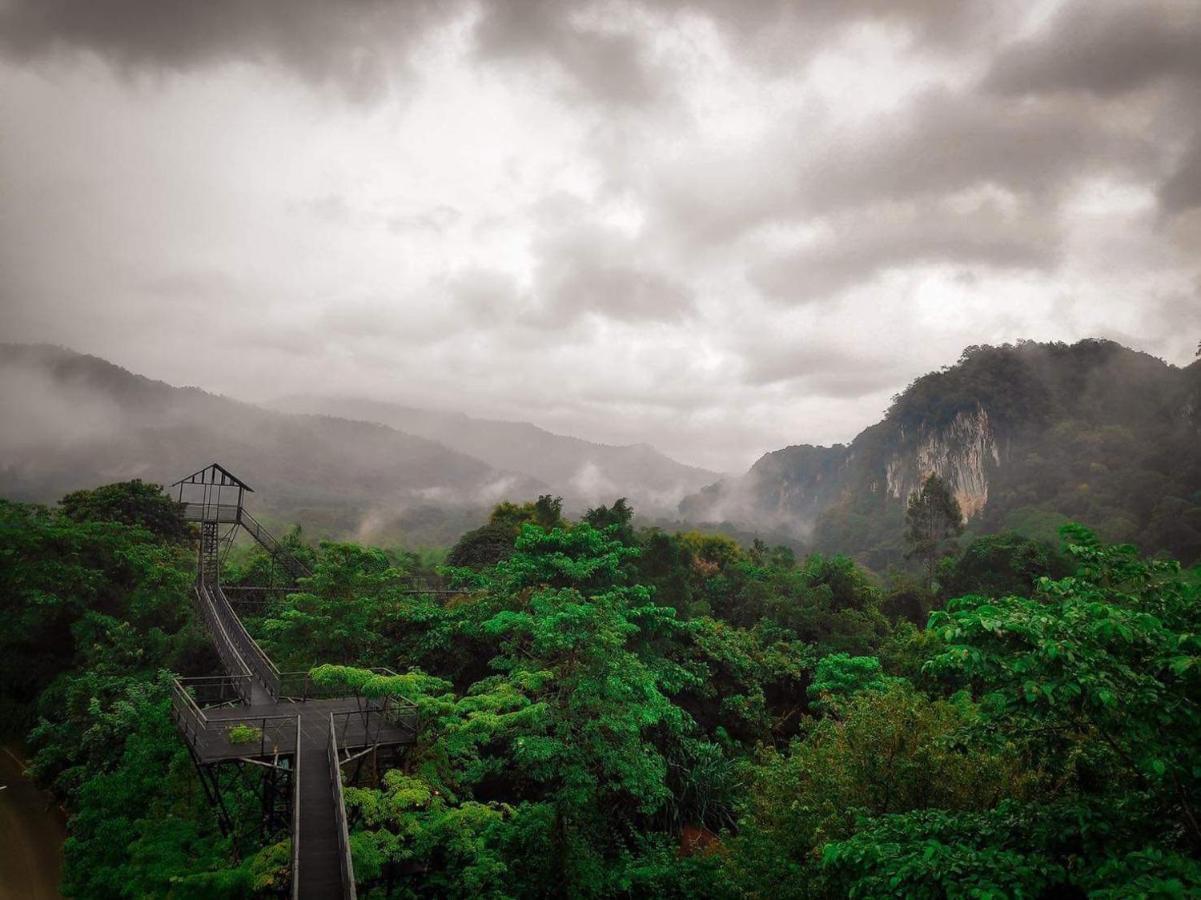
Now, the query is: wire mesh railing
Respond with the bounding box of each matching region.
[291,716,302,900]
[200,580,283,699]
[170,677,299,760]
[182,502,243,523]
[328,713,359,900]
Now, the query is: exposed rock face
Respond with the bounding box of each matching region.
[885,406,1000,520]
[678,340,1201,568]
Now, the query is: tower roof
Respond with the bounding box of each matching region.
[171,462,254,492]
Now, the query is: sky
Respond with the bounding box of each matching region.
[1,0,1199,473]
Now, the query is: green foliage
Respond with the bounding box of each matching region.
[821,806,1065,899]
[227,724,262,744]
[10,476,1201,898]
[59,479,190,544]
[926,524,1201,847]
[938,530,1069,602]
[904,474,964,590]
[446,522,520,569]
[731,684,1024,897]
[806,653,898,714]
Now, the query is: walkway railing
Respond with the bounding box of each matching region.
[330,698,420,750]
[292,716,302,900]
[328,714,359,900]
[170,678,299,760]
[199,579,283,699]
[193,583,256,702]
[238,507,312,579]
[183,502,242,523]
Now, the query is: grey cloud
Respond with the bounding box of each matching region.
[1159,138,1201,217]
[739,339,908,398]
[0,0,1005,111]
[0,0,666,108]
[982,2,1201,219]
[473,0,658,106]
[751,200,1059,302]
[448,268,523,324]
[539,261,693,325]
[984,1,1201,98]
[798,90,1154,212]
[0,0,457,103]
[642,87,1153,257]
[526,220,695,325]
[673,0,1004,72]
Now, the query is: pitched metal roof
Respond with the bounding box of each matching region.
[171,462,254,492]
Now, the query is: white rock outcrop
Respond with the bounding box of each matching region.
[886,406,1001,520]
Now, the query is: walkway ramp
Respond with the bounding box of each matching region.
[169,463,417,898]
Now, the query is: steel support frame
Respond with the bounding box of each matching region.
[184,740,297,855]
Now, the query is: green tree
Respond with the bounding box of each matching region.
[59,479,189,543]
[904,474,964,591]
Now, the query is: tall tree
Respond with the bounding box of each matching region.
[904,474,964,591]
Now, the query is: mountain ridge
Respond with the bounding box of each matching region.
[680,339,1201,567]
[270,394,719,516]
[0,343,547,544]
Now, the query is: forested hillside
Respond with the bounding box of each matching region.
[273,395,718,516]
[683,339,1201,569]
[5,479,1201,897]
[0,344,546,545]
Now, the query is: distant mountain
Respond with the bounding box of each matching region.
[272,395,719,517]
[0,344,547,545]
[681,340,1201,568]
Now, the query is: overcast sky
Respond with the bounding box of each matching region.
[1,0,1199,472]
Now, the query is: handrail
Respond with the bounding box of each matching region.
[328,713,358,900]
[193,584,256,703]
[238,507,312,579]
[170,676,298,758]
[291,716,302,900]
[276,667,406,703]
[201,580,283,699]
[218,713,298,758]
[182,502,242,523]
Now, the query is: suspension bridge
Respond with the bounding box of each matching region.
[168,463,417,899]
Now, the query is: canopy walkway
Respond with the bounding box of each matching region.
[169,464,417,899]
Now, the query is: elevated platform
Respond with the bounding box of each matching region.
[172,691,418,765]
[170,462,419,898]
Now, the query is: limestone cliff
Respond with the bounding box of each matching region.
[884,406,1001,519]
[678,339,1201,567]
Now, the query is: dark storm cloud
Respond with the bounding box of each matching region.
[984,0,1201,218]
[473,0,658,106]
[0,0,462,103]
[751,201,1058,302]
[0,0,666,106]
[984,1,1201,98]
[2,0,1199,472]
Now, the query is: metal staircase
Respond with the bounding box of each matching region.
[169,463,417,899]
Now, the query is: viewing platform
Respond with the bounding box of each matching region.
[169,463,419,899]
